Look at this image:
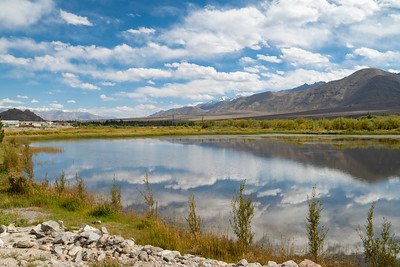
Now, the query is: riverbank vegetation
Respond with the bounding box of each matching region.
[1,125,398,266]
[3,115,400,142]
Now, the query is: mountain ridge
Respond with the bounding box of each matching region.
[150,68,400,118]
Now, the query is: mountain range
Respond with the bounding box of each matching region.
[35,110,107,121]
[151,68,400,119]
[0,108,44,121]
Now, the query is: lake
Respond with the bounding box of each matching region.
[32,135,400,253]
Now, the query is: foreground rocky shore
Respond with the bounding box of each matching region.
[0,221,320,267]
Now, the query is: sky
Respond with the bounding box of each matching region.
[0,0,400,118]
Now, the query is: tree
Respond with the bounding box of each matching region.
[0,121,4,143]
[186,194,202,236]
[230,180,254,246]
[359,203,400,267]
[306,186,327,263]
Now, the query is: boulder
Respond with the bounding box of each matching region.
[299,259,321,267]
[30,224,45,238]
[237,259,249,266]
[53,232,77,245]
[41,221,61,234]
[267,261,279,267]
[0,225,7,234]
[81,231,101,244]
[282,260,299,267]
[7,224,17,233]
[67,245,82,256]
[138,251,149,262]
[0,238,4,248]
[14,240,36,248]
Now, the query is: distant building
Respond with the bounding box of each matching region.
[1,120,20,127]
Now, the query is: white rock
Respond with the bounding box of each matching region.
[41,221,61,233]
[282,260,298,267]
[53,231,76,245]
[237,259,249,266]
[0,225,7,233]
[68,245,82,256]
[298,259,321,267]
[100,226,108,234]
[6,224,17,233]
[267,261,279,267]
[0,238,4,248]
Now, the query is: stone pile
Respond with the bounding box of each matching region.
[0,221,321,267]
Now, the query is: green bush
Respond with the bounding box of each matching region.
[61,199,83,212]
[8,174,30,195]
[230,180,254,246]
[89,204,115,218]
[359,203,400,267]
[306,187,327,263]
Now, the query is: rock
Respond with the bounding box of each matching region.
[267,261,279,267]
[68,245,82,256]
[15,240,36,248]
[299,259,321,267]
[282,260,299,267]
[100,226,108,235]
[41,221,61,234]
[237,259,249,266]
[39,244,52,251]
[248,263,262,267]
[0,238,4,248]
[53,231,76,245]
[98,252,106,262]
[138,251,149,262]
[81,231,101,244]
[97,234,109,246]
[0,225,7,233]
[0,258,19,267]
[75,250,83,262]
[161,250,180,262]
[30,224,45,238]
[7,224,17,233]
[121,239,135,254]
[80,224,100,234]
[53,245,64,256]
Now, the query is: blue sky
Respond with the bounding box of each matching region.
[0,0,399,118]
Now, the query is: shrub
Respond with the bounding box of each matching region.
[0,121,4,143]
[89,204,115,218]
[61,198,83,212]
[8,174,30,195]
[55,171,66,194]
[75,173,86,200]
[111,176,122,212]
[22,144,34,180]
[140,172,157,219]
[306,186,327,263]
[359,203,400,267]
[186,194,202,236]
[230,180,254,246]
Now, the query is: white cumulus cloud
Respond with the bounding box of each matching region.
[60,9,93,26]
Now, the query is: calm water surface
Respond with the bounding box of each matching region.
[32,135,400,252]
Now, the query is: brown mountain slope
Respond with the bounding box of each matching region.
[212,68,400,115]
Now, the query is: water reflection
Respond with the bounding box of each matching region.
[32,136,400,252]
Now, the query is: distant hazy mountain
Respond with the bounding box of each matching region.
[150,68,400,118]
[0,108,44,121]
[150,98,232,117]
[35,110,108,121]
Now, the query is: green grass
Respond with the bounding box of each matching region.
[4,115,400,142]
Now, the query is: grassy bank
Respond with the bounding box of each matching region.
[4,115,400,142]
[0,140,361,266]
